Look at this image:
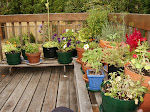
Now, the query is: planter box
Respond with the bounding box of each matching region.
[87,69,105,91]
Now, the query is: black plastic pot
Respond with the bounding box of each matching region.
[100,81,141,112]
[72,49,77,57]
[108,65,124,78]
[43,47,58,58]
[5,52,21,65]
[21,49,28,60]
[57,51,73,64]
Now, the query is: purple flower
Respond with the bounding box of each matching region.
[67,42,71,47]
[57,38,61,43]
[54,34,57,36]
[63,30,66,33]
[78,24,81,26]
[69,39,71,42]
[77,41,80,44]
[39,24,42,28]
[38,29,41,33]
[52,36,55,40]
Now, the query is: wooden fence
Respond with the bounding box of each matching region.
[0,13,150,60]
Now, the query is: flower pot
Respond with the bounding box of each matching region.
[21,49,28,60]
[72,49,77,57]
[82,64,92,82]
[5,52,21,65]
[99,40,109,48]
[26,52,41,63]
[87,69,105,91]
[43,47,58,58]
[100,81,141,112]
[124,63,150,112]
[76,47,85,61]
[57,51,73,64]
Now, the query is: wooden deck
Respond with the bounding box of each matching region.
[0,66,78,112]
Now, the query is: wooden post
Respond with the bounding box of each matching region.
[19,22,23,45]
[147,31,150,47]
[0,37,3,60]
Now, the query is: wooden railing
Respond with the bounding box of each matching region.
[0,13,150,60]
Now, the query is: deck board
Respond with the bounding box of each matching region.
[13,68,44,112]
[0,68,27,110]
[41,67,60,112]
[0,66,77,112]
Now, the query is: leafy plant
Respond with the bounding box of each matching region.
[126,28,147,51]
[102,45,131,67]
[3,43,20,54]
[130,41,150,75]
[25,43,39,54]
[7,36,20,47]
[88,41,98,49]
[102,72,148,104]
[43,41,58,48]
[82,48,103,74]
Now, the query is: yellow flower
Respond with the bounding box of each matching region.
[14,44,17,47]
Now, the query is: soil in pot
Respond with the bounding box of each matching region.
[100,82,141,112]
[5,52,21,65]
[26,52,41,63]
[57,51,72,64]
[43,47,58,58]
[108,65,124,78]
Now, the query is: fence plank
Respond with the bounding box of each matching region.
[42,21,45,44]
[0,24,3,40]
[58,21,60,38]
[35,21,38,43]
[4,23,8,39]
[19,22,23,45]
[11,22,15,37]
[147,31,150,46]
[50,21,53,40]
[27,22,30,42]
[0,13,88,23]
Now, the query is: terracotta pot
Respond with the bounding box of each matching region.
[124,63,150,112]
[26,52,41,63]
[76,58,84,64]
[76,47,85,61]
[82,64,92,82]
[99,40,109,48]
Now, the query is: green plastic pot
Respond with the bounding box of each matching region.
[100,82,141,112]
[57,51,73,64]
[21,49,28,60]
[5,52,21,65]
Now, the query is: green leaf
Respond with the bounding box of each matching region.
[131,59,136,64]
[136,64,142,69]
[145,65,150,70]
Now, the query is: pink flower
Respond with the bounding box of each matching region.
[148,50,150,52]
[132,54,137,58]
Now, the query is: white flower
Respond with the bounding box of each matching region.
[62,37,66,40]
[84,44,89,50]
[66,29,69,32]
[148,81,150,85]
[72,29,74,32]
[63,44,67,49]
[116,76,121,82]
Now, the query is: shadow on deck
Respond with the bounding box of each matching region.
[0,66,77,112]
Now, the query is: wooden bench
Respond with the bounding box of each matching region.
[0,57,74,75]
[73,58,108,112]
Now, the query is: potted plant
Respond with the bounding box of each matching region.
[100,72,148,112]
[56,36,74,64]
[82,48,105,87]
[3,43,21,65]
[25,43,41,63]
[124,41,150,112]
[102,45,131,75]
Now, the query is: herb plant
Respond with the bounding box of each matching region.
[3,43,20,54]
[25,43,39,54]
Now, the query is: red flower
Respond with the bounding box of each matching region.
[148,50,150,52]
[132,54,137,58]
[126,28,147,52]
